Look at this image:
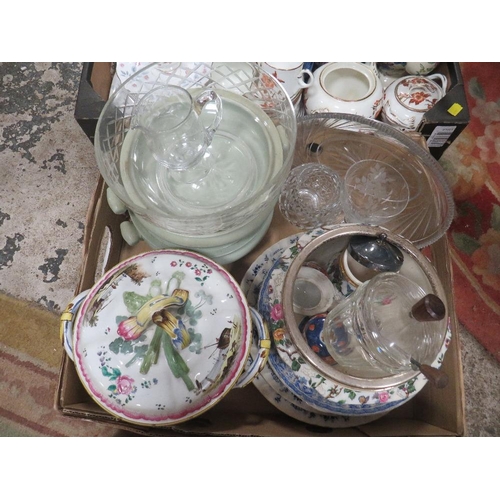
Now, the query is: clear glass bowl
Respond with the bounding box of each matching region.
[278,162,343,229]
[293,113,454,248]
[342,159,410,224]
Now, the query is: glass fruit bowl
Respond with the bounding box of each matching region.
[292,113,454,248]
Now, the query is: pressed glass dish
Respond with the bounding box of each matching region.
[278,162,344,229]
[292,113,454,248]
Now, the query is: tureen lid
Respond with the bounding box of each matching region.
[73,249,251,426]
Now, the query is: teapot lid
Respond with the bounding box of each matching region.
[347,233,404,272]
[394,76,444,112]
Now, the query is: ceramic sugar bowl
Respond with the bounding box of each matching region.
[304,62,383,119]
[381,73,448,131]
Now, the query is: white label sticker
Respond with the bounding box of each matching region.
[427,125,457,147]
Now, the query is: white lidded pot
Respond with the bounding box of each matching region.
[304,62,383,119]
[381,73,448,131]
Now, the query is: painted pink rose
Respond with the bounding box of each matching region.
[472,99,500,126]
[116,375,134,395]
[270,303,284,322]
[377,391,390,403]
[170,261,178,267]
[195,269,201,276]
[471,228,500,291]
[186,262,192,267]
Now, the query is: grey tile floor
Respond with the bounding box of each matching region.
[1,62,499,436]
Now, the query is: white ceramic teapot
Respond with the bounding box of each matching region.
[304,62,383,119]
[380,73,448,131]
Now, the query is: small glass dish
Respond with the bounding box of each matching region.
[342,159,410,225]
[278,162,343,229]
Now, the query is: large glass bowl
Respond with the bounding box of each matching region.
[94,63,297,263]
[292,113,454,248]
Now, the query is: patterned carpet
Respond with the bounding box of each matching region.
[0,62,499,436]
[440,62,500,363]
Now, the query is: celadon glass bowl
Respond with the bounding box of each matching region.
[94,62,297,264]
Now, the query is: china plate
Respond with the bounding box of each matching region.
[240,233,302,307]
[73,249,252,426]
[254,358,386,427]
[110,62,213,96]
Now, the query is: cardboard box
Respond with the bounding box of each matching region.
[55,177,466,436]
[64,62,466,435]
[74,62,470,159]
[416,62,470,160]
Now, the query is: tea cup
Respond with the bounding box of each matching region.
[260,62,314,98]
[405,62,439,75]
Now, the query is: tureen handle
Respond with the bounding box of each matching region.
[233,307,271,389]
[60,289,90,362]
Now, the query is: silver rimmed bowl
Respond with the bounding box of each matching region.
[279,225,450,392]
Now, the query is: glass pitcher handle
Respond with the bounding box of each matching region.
[193,89,223,143]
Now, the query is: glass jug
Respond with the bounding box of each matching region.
[131,85,222,171]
